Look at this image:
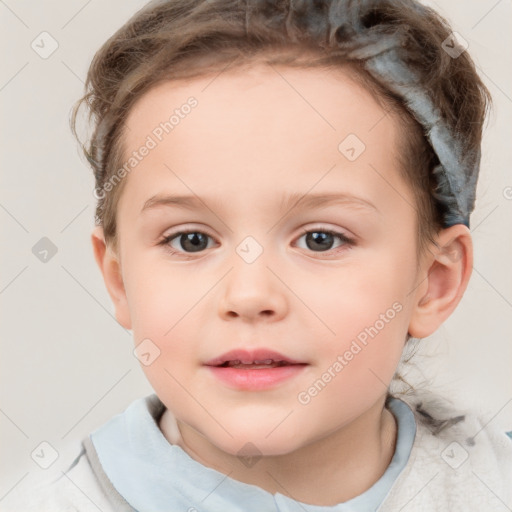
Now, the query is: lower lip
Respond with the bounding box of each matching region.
[205,364,307,391]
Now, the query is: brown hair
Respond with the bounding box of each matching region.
[70,0,491,432]
[70,0,490,257]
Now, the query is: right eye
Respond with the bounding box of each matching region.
[159,230,217,255]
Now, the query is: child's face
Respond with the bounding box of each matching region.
[107,64,429,455]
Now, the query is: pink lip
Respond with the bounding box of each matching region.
[204,348,308,391]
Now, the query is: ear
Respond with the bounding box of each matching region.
[91,226,132,330]
[408,224,473,339]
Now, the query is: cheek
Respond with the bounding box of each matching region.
[122,261,202,384]
[298,249,414,392]
[295,303,407,425]
[305,258,413,342]
[123,256,194,334]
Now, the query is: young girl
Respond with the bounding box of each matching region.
[4,0,511,510]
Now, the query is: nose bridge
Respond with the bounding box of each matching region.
[219,232,288,320]
[229,233,274,293]
[235,234,266,267]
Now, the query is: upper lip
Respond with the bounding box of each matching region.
[204,348,307,367]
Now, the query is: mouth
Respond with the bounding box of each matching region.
[204,348,307,369]
[215,359,302,369]
[203,348,308,390]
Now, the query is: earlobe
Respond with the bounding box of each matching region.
[408,225,473,339]
[91,226,132,330]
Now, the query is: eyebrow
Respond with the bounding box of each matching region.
[140,191,379,215]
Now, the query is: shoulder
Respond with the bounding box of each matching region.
[1,443,116,512]
[381,398,512,511]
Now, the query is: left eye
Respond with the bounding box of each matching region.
[295,229,354,253]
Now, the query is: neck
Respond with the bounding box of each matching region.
[159,395,398,506]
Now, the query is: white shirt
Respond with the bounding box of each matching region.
[2,392,511,511]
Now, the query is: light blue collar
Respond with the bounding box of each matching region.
[88,394,416,511]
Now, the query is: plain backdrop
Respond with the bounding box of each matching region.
[1,0,511,498]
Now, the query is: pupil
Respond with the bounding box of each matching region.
[307,232,333,252]
[181,232,207,252]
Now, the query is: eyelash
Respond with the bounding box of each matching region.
[158,227,356,259]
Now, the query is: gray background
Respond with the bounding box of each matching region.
[1,0,511,498]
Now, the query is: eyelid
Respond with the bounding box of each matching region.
[298,223,354,239]
[159,226,218,247]
[160,224,217,241]
[296,222,356,244]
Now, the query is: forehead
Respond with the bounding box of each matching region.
[118,64,405,220]
[123,63,392,146]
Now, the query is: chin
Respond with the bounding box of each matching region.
[210,429,304,459]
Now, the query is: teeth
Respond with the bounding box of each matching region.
[223,359,289,368]
[237,359,276,364]
[227,359,281,365]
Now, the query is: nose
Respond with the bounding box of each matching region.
[218,252,288,323]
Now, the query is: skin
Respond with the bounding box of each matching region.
[92,63,472,506]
